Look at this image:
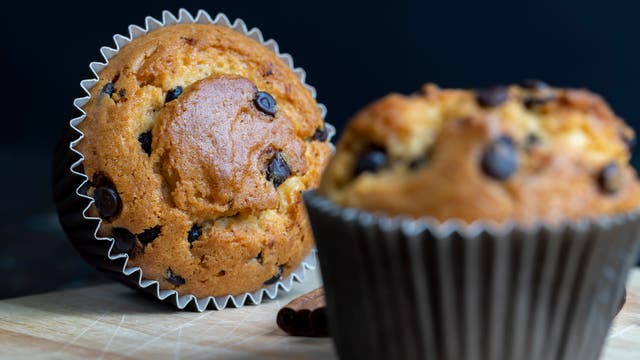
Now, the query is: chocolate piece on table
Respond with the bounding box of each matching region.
[277,287,328,337]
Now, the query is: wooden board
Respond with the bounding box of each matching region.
[0,268,638,359]
[600,269,640,360]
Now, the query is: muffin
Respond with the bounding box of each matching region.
[54,11,332,307]
[305,82,640,360]
[319,82,640,222]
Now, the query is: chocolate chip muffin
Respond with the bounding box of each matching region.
[306,81,640,360]
[77,24,331,297]
[319,81,640,223]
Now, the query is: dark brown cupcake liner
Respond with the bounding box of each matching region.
[304,191,640,360]
[52,9,334,311]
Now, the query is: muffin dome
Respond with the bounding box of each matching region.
[77,24,331,297]
[319,82,640,223]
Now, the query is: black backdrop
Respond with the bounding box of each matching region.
[1,0,639,296]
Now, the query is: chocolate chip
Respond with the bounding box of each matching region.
[408,156,428,170]
[165,86,183,103]
[355,145,387,176]
[93,186,121,219]
[598,162,622,195]
[180,36,195,45]
[187,224,202,243]
[118,89,126,98]
[524,95,555,109]
[102,82,115,96]
[217,270,226,276]
[255,91,277,116]
[476,86,508,107]
[525,133,540,147]
[264,265,283,285]
[112,228,136,253]
[521,79,550,90]
[481,136,518,180]
[164,268,185,286]
[620,131,636,151]
[312,127,328,142]
[266,151,291,188]
[138,131,152,155]
[138,225,161,245]
[255,250,263,264]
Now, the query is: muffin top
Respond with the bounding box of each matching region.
[77,24,331,296]
[319,81,640,224]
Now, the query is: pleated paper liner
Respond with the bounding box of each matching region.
[52,9,335,311]
[304,191,640,360]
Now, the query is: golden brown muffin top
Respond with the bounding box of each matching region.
[155,74,309,217]
[76,24,331,296]
[319,81,640,224]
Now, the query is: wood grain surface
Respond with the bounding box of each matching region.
[0,268,638,359]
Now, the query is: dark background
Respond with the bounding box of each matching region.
[1,0,639,298]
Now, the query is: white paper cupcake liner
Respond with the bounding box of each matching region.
[304,191,640,360]
[53,9,334,311]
